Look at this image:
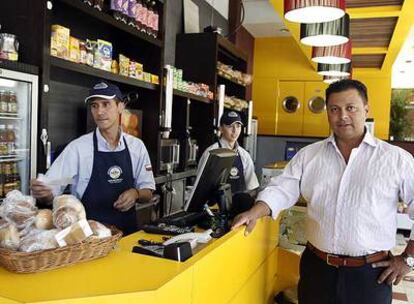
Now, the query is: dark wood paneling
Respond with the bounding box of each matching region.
[235,26,254,100]
[347,0,404,8]
[352,54,386,68]
[350,17,397,47]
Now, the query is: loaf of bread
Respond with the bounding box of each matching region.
[0,220,20,250]
[88,220,111,239]
[53,206,81,230]
[19,229,59,253]
[53,195,86,219]
[35,209,53,230]
[2,191,37,230]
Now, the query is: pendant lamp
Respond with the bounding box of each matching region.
[284,0,346,24]
[312,40,352,64]
[301,13,350,47]
[318,63,351,77]
[323,76,348,84]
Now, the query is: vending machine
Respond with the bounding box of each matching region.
[0,64,38,198]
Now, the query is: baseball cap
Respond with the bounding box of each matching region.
[84,81,123,103]
[220,111,243,126]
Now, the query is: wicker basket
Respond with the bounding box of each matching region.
[0,226,122,273]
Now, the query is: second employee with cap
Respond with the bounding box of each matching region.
[197,111,259,213]
[31,81,155,235]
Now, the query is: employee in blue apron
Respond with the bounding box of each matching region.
[31,81,155,235]
[198,111,259,214]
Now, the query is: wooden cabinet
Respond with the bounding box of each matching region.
[276,81,329,137]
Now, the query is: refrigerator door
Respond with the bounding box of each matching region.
[0,68,38,197]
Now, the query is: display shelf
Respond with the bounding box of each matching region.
[0,61,39,75]
[57,0,163,47]
[0,114,22,120]
[173,89,211,104]
[217,71,248,87]
[50,56,158,90]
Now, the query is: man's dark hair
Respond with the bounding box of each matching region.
[326,79,368,105]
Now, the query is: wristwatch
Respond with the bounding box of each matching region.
[402,252,414,269]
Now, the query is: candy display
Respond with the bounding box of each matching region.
[217,61,253,86]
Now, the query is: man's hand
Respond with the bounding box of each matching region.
[373,254,411,285]
[113,188,139,212]
[30,179,54,202]
[231,201,271,236]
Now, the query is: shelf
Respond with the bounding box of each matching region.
[224,106,247,113]
[50,56,158,91]
[57,0,163,48]
[0,61,39,75]
[0,155,25,162]
[173,89,211,104]
[217,35,248,62]
[217,72,248,88]
[0,114,22,120]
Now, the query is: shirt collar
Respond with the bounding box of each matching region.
[327,129,378,148]
[219,137,239,150]
[96,127,124,151]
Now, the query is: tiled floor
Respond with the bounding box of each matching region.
[392,234,414,304]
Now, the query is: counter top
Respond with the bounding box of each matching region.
[0,217,284,304]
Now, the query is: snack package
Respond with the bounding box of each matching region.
[151,74,159,84]
[119,54,130,76]
[79,40,87,65]
[143,72,151,83]
[136,69,144,81]
[111,59,119,74]
[129,60,137,78]
[1,190,37,230]
[86,39,96,67]
[50,25,70,60]
[96,39,113,71]
[0,219,20,250]
[19,228,59,253]
[88,220,112,239]
[69,36,80,63]
[55,219,93,247]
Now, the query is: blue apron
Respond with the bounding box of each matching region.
[217,140,246,194]
[82,131,137,235]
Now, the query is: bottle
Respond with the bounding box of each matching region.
[152,1,159,38]
[6,124,15,154]
[135,0,144,31]
[0,90,8,113]
[140,0,149,34]
[3,162,14,195]
[0,125,8,155]
[12,162,20,191]
[8,91,17,113]
[0,163,4,198]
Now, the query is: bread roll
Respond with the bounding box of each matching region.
[35,209,53,230]
[0,222,20,250]
[53,195,86,220]
[53,206,80,230]
[88,220,111,238]
[3,199,37,230]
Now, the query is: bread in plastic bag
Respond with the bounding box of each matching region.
[19,228,59,253]
[88,220,111,239]
[1,190,37,230]
[0,218,20,250]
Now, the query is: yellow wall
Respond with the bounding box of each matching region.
[253,37,391,139]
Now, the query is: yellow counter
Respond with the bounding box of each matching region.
[0,218,300,304]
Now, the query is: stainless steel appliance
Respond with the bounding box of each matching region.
[186,138,198,167]
[160,138,180,172]
[0,65,38,197]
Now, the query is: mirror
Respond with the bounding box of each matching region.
[282,96,300,113]
[308,96,326,113]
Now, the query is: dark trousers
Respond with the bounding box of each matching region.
[298,247,392,304]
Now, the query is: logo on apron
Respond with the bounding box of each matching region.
[107,166,123,184]
[229,166,239,179]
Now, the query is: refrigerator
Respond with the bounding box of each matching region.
[0,66,38,198]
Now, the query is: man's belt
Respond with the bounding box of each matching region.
[307,243,389,268]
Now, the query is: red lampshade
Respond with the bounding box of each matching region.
[312,40,352,64]
[284,0,346,24]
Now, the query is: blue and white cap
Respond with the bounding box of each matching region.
[220,111,243,126]
[84,81,123,103]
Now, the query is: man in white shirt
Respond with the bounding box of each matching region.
[31,81,155,235]
[232,79,414,304]
[198,111,259,214]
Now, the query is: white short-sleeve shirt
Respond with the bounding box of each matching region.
[46,128,156,199]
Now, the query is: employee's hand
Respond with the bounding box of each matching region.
[113,188,139,212]
[30,179,54,202]
[231,201,271,236]
[373,254,411,285]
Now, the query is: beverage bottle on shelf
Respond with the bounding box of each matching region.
[135,0,144,31]
[8,91,17,113]
[6,124,15,154]
[0,90,8,113]
[111,0,123,21]
[0,163,4,198]
[140,0,149,34]
[152,0,159,38]
[128,0,137,27]
[0,125,8,155]
[12,162,20,191]
[3,162,14,195]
